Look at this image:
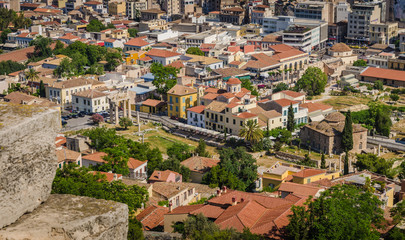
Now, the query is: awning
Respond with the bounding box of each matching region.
[310,115,324,122]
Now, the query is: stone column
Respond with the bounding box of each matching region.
[123,100,127,118]
[109,102,114,124]
[115,104,119,125]
[378,144,381,156]
[127,100,132,120]
[339,154,342,172]
[137,111,140,132]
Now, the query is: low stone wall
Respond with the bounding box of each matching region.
[275,151,319,167]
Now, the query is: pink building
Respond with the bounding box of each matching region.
[148,170,182,183]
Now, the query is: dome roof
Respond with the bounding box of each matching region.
[325,112,345,123]
[330,43,351,52]
[227,77,242,85]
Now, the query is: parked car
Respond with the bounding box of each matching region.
[62,120,67,125]
[71,114,78,118]
[78,112,85,117]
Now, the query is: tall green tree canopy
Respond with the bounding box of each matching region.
[86,19,108,32]
[150,62,179,95]
[30,36,53,60]
[239,119,263,144]
[342,110,353,152]
[195,139,210,158]
[240,78,259,96]
[186,47,205,56]
[354,153,397,179]
[0,60,25,75]
[272,82,288,93]
[203,147,258,191]
[295,67,327,96]
[167,142,193,161]
[0,8,31,31]
[285,184,385,240]
[353,59,368,67]
[287,104,295,132]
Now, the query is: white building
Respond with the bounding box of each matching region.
[335,2,351,23]
[72,89,109,113]
[347,2,381,42]
[128,159,148,180]
[138,29,179,42]
[258,98,308,127]
[282,25,319,52]
[368,52,395,68]
[184,30,229,48]
[187,105,205,128]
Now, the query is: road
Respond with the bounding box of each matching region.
[367,136,405,152]
[62,115,94,132]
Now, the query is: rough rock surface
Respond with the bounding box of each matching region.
[0,194,129,240]
[0,105,60,228]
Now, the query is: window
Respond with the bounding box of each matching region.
[240,121,243,126]
[176,106,178,112]
[176,97,178,103]
[66,90,68,96]
[183,106,186,112]
[220,116,223,121]
[170,96,172,103]
[170,105,173,110]
[190,96,193,101]
[226,117,229,123]
[283,110,287,116]
[233,119,236,124]
[83,99,86,104]
[307,178,311,183]
[76,98,78,103]
[182,97,185,103]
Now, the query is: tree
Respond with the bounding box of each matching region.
[158,158,191,181]
[105,49,122,71]
[25,68,39,82]
[298,153,316,167]
[399,161,405,180]
[354,153,397,179]
[342,111,353,152]
[344,152,349,175]
[390,94,400,102]
[150,63,179,95]
[128,28,138,38]
[295,67,327,96]
[321,152,326,169]
[0,29,11,44]
[353,59,368,67]
[390,200,405,226]
[86,19,107,32]
[203,147,258,191]
[54,40,64,51]
[195,139,210,157]
[239,120,263,144]
[90,113,104,125]
[0,60,25,75]
[119,117,133,130]
[186,47,205,56]
[285,184,384,240]
[30,36,52,60]
[54,58,72,77]
[146,147,163,176]
[167,142,193,161]
[374,80,384,90]
[272,82,288,93]
[375,108,392,136]
[128,218,145,240]
[287,104,295,132]
[39,80,46,97]
[240,78,259,96]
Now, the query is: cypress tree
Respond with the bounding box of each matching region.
[344,152,349,175]
[39,80,46,98]
[342,111,353,152]
[287,104,295,132]
[321,152,326,169]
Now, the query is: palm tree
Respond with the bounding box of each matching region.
[25,68,39,82]
[239,119,263,144]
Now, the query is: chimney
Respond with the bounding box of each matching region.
[240,198,244,203]
[113,173,117,181]
[217,189,221,196]
[232,196,237,206]
[158,171,161,179]
[168,200,173,212]
[222,186,227,193]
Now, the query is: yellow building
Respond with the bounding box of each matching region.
[110,29,129,39]
[108,1,126,16]
[125,50,146,65]
[167,85,197,119]
[292,169,340,184]
[140,99,166,114]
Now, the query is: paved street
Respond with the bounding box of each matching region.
[62,115,94,132]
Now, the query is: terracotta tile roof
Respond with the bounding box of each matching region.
[49,78,97,89]
[278,182,323,197]
[128,158,147,170]
[72,89,107,98]
[152,182,191,199]
[202,93,219,100]
[142,99,165,107]
[250,107,281,119]
[229,61,242,65]
[279,90,305,98]
[21,2,40,7]
[226,102,239,108]
[104,38,116,43]
[205,101,227,113]
[141,8,165,14]
[205,88,221,94]
[181,156,219,173]
[200,43,216,49]
[34,8,62,13]
[125,37,151,47]
[58,33,79,40]
[226,77,241,85]
[55,136,66,148]
[293,169,325,178]
[147,49,181,58]
[270,49,306,61]
[360,67,405,82]
[324,112,345,122]
[190,204,225,218]
[224,7,244,11]
[220,92,235,99]
[167,84,196,95]
[330,43,351,52]
[84,1,102,5]
[187,105,205,114]
[300,102,332,113]
[212,68,250,78]
[167,204,204,214]
[149,170,181,182]
[138,56,152,61]
[0,46,35,62]
[167,60,184,69]
[136,205,169,230]
[55,148,81,164]
[152,42,173,48]
[234,88,250,99]
[269,44,295,53]
[242,59,279,69]
[90,171,122,182]
[82,152,107,163]
[262,34,282,42]
[185,54,222,65]
[236,112,257,119]
[4,92,58,107]
[273,98,299,107]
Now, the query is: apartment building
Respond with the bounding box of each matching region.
[72,89,109,113]
[141,8,166,21]
[259,98,308,127]
[250,5,273,25]
[167,85,198,119]
[282,24,326,52]
[162,0,180,16]
[108,1,125,16]
[219,7,245,25]
[347,2,381,42]
[83,1,107,14]
[294,1,333,23]
[369,22,398,44]
[126,0,148,19]
[335,1,351,23]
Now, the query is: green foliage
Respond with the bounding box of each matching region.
[0,29,11,44]
[86,19,108,32]
[272,82,288,93]
[0,60,25,75]
[167,142,193,161]
[203,147,258,191]
[354,153,397,179]
[353,59,368,67]
[351,102,392,135]
[30,36,53,61]
[0,8,31,31]
[298,153,316,167]
[390,199,405,225]
[285,184,384,240]
[195,139,210,157]
[105,49,122,71]
[128,218,145,240]
[239,119,263,144]
[186,47,205,56]
[189,197,207,205]
[287,104,295,132]
[128,28,138,38]
[150,62,179,95]
[7,82,28,94]
[39,80,46,97]
[386,227,405,240]
[321,152,326,169]
[295,67,327,96]
[240,78,259,96]
[119,117,133,130]
[344,152,349,175]
[158,200,169,206]
[52,164,148,213]
[25,68,39,82]
[399,161,405,180]
[342,110,353,152]
[158,158,191,182]
[375,108,392,137]
[390,94,400,102]
[374,80,384,90]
